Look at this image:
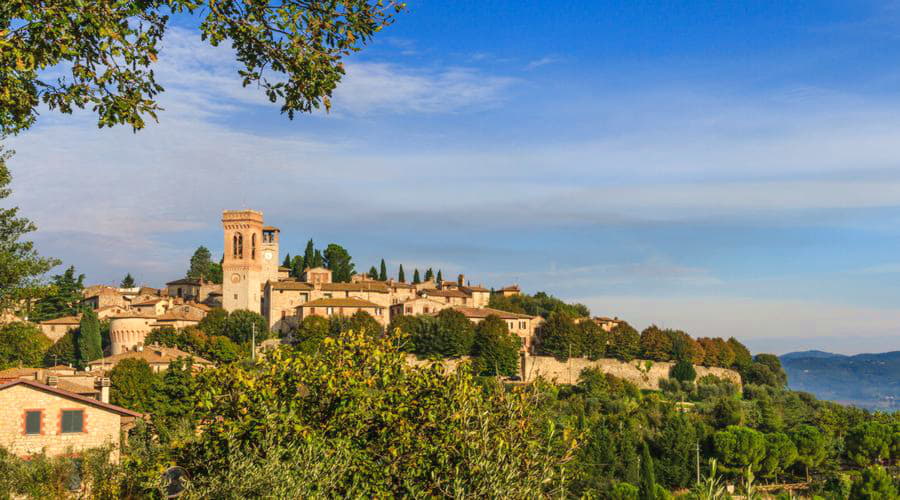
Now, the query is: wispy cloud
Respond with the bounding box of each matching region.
[525,56,561,70]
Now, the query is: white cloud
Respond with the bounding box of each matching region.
[525,56,561,70]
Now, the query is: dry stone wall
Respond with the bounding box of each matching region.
[405,354,742,390]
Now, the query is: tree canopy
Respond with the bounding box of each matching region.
[1,0,406,135]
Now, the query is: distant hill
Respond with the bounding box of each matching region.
[780,351,900,410]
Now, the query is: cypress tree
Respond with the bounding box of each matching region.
[313,249,324,268]
[368,266,378,279]
[379,259,388,281]
[412,268,421,284]
[424,268,434,282]
[398,264,406,283]
[638,441,657,500]
[436,269,443,283]
[303,239,316,269]
[78,308,103,364]
[282,253,292,268]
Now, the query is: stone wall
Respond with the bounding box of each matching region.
[405,354,742,390]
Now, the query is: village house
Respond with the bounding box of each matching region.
[296,297,389,327]
[445,306,543,353]
[108,312,158,355]
[498,285,521,297]
[81,286,127,310]
[389,296,449,319]
[39,315,81,343]
[0,367,107,402]
[87,345,214,373]
[0,379,141,463]
[165,277,221,304]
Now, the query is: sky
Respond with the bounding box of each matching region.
[8,1,900,354]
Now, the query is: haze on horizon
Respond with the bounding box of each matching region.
[8,1,900,355]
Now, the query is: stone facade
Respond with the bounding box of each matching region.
[222,210,277,315]
[296,297,389,327]
[108,314,157,355]
[39,316,81,343]
[0,380,140,463]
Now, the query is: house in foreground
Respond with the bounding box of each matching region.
[0,379,142,462]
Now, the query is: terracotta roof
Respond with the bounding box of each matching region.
[0,379,142,418]
[387,281,415,289]
[57,379,96,395]
[298,297,381,308]
[138,287,160,295]
[448,306,535,320]
[393,297,446,307]
[153,311,203,322]
[108,311,156,319]
[321,282,389,293]
[39,315,81,325]
[269,280,314,291]
[166,278,201,286]
[421,289,469,298]
[133,298,166,306]
[47,365,75,371]
[463,285,490,293]
[500,285,521,291]
[0,367,40,378]
[83,288,122,299]
[303,266,330,273]
[263,225,280,231]
[87,345,213,368]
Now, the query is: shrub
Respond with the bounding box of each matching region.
[670,359,696,382]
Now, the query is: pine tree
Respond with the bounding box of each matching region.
[303,239,316,269]
[78,308,103,364]
[412,268,421,284]
[436,269,443,283]
[638,441,657,500]
[379,259,388,281]
[120,273,135,288]
[282,253,292,268]
[424,268,434,282]
[187,246,213,280]
[398,264,406,283]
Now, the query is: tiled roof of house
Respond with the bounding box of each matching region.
[166,278,201,286]
[263,225,280,231]
[500,285,521,291]
[269,280,314,291]
[0,367,40,378]
[39,315,81,325]
[87,345,213,368]
[448,306,534,320]
[108,311,157,319]
[0,379,143,418]
[462,285,490,293]
[420,288,469,298]
[320,282,389,293]
[133,298,166,306]
[298,297,381,308]
[387,280,415,289]
[153,310,203,322]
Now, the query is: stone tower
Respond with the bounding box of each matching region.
[222,210,266,314]
[260,225,280,284]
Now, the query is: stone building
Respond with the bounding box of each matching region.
[108,313,157,355]
[0,379,141,463]
[389,297,449,318]
[87,345,214,373]
[296,297,388,327]
[221,210,280,314]
[165,278,221,304]
[39,315,81,343]
[445,306,542,353]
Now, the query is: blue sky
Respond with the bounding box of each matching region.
[9,1,900,353]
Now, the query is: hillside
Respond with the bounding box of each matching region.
[781,350,900,410]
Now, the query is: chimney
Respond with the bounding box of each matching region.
[96,377,111,403]
[458,274,465,287]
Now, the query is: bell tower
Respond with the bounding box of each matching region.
[222,210,264,313]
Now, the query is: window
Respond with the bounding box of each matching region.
[281,311,286,319]
[177,288,183,298]
[251,233,257,259]
[376,308,383,316]
[326,307,334,315]
[519,321,526,330]
[24,410,41,435]
[405,307,412,314]
[61,410,84,433]
[324,293,333,299]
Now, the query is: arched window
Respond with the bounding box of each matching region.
[237,233,244,258]
[232,234,238,258]
[251,233,257,260]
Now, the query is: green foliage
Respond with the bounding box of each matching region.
[710,397,743,428]
[183,330,574,497]
[144,326,242,364]
[412,268,421,284]
[293,315,331,351]
[345,310,382,336]
[77,307,103,363]
[728,337,752,372]
[198,307,228,337]
[43,330,79,367]
[436,269,443,283]
[845,421,892,467]
[610,482,640,500]
[409,309,475,358]
[697,337,735,368]
[0,321,51,369]
[670,359,697,382]
[0,446,121,498]
[0,147,60,313]
[639,441,658,500]
[109,358,159,413]
[424,268,434,282]
[472,315,520,376]
[849,466,898,499]
[790,424,827,478]
[323,243,355,283]
[712,426,766,474]
[378,258,388,281]
[488,290,590,319]
[653,413,699,489]
[120,273,135,288]
[367,265,378,279]
[609,322,641,361]
[224,309,269,344]
[29,265,83,322]
[576,320,608,360]
[538,311,578,360]
[186,246,221,283]
[1,0,405,135]
[747,354,787,387]
[760,432,798,480]
[303,239,316,272]
[640,325,674,361]
[398,264,405,282]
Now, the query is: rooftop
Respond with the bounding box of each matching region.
[299,297,382,308]
[447,306,535,320]
[0,379,143,418]
[87,345,213,367]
